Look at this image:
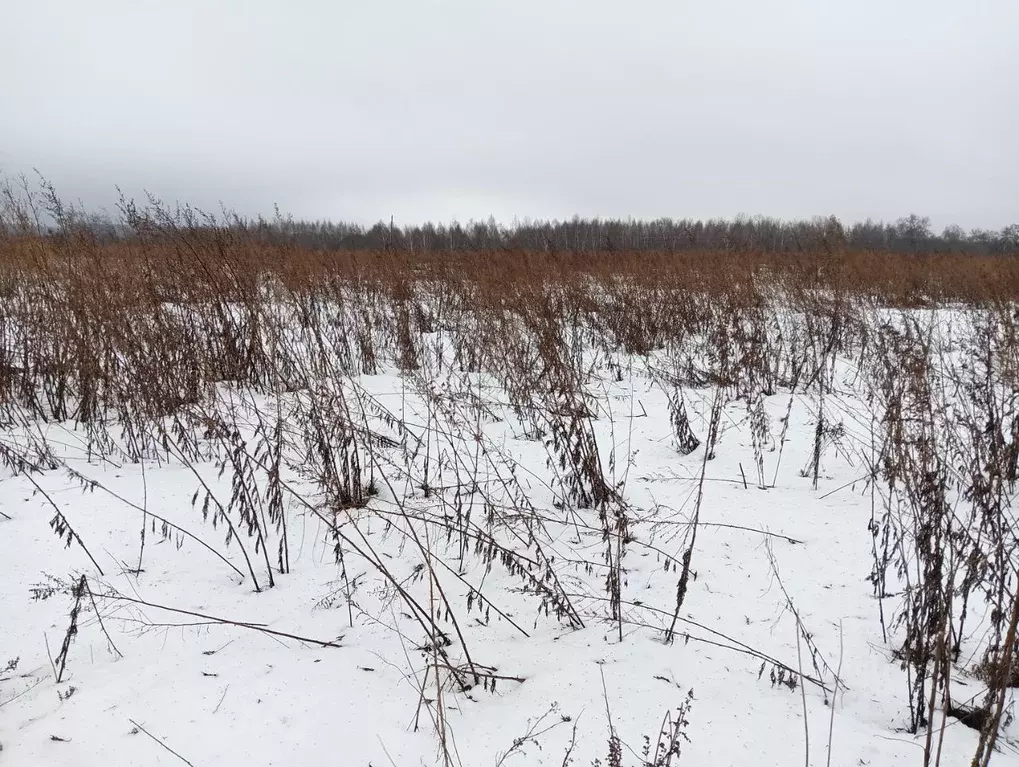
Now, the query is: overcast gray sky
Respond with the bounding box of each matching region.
[2,0,1016,230]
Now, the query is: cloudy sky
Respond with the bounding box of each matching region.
[2,0,1016,229]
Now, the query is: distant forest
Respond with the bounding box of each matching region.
[253,213,1019,255]
[3,179,1017,255]
[116,210,1019,255]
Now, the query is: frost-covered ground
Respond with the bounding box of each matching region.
[1,318,1017,767]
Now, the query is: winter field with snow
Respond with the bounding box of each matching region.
[3,210,1019,767]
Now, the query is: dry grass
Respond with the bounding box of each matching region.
[4,184,1019,766]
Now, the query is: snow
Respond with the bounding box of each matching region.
[1,313,1014,766]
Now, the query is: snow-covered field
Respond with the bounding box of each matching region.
[2,295,1018,767]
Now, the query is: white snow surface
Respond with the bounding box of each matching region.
[0,342,1013,766]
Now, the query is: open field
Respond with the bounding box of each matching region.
[3,197,1019,766]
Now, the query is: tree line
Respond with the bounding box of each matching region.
[251,213,1019,255]
[2,175,1016,255]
